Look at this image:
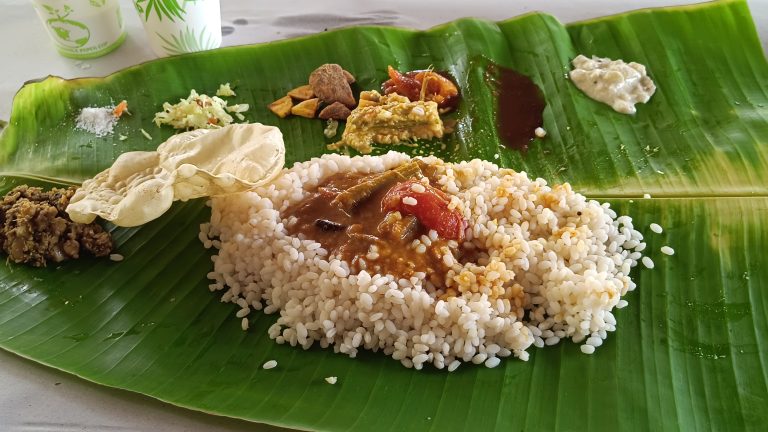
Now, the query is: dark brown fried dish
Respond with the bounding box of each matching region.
[308,63,357,108]
[0,185,113,267]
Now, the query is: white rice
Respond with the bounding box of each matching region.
[650,223,663,234]
[202,152,647,369]
[642,256,655,269]
[411,183,427,193]
[262,360,277,369]
[661,246,675,256]
[325,376,338,384]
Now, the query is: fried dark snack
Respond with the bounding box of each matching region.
[309,64,356,108]
[318,102,352,120]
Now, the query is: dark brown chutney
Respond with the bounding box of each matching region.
[284,161,465,289]
[485,62,546,151]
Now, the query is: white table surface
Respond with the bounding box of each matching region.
[0,0,765,430]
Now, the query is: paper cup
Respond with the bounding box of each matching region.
[31,0,126,59]
[132,0,222,57]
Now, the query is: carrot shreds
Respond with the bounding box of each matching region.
[113,100,129,118]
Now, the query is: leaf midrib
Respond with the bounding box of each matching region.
[3,171,766,201]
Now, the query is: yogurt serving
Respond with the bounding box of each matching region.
[569,54,656,114]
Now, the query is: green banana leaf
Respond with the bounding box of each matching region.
[1,0,767,430]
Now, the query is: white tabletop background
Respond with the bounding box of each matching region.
[1,0,765,430]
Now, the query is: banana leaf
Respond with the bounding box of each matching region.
[1,0,767,430]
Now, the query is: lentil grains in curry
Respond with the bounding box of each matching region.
[285,161,468,291]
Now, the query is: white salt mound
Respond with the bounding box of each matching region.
[75,106,118,137]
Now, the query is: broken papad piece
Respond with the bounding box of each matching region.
[158,123,285,200]
[65,151,173,227]
[66,124,285,227]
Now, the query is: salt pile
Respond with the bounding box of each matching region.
[75,106,118,137]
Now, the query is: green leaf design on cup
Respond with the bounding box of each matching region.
[89,0,107,6]
[156,25,216,55]
[42,4,91,48]
[134,0,197,23]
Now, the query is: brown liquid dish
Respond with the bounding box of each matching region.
[485,63,546,151]
[285,162,469,290]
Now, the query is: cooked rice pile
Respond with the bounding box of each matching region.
[201,152,645,370]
